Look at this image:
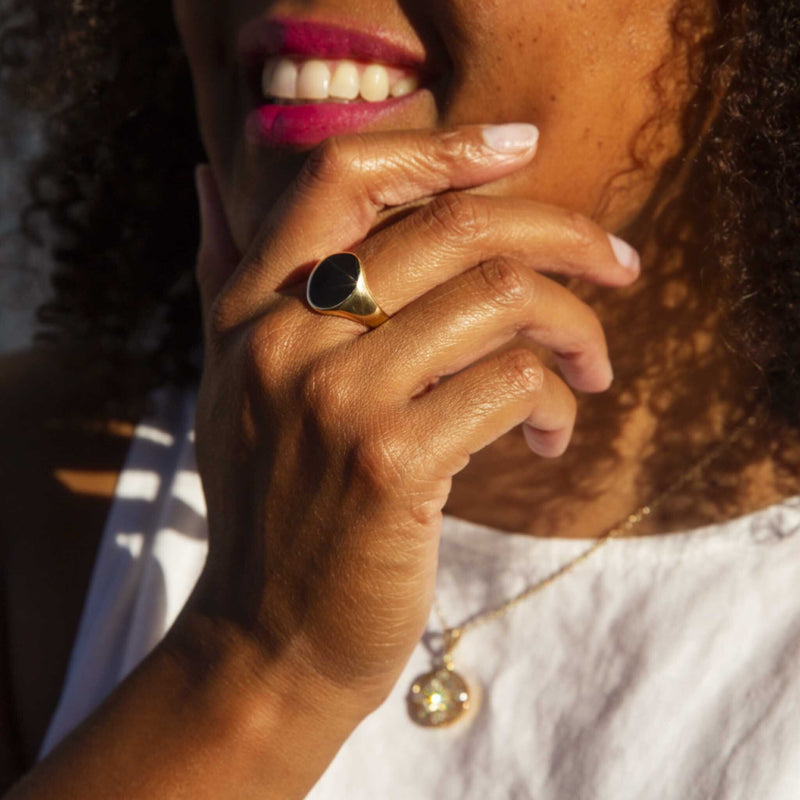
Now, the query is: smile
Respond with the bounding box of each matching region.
[238,16,437,147]
[261,57,419,104]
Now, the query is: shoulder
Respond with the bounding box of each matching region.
[0,346,147,769]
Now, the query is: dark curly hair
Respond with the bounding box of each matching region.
[0,0,798,427]
[0,0,205,410]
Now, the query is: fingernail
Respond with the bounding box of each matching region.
[608,233,640,273]
[481,123,540,153]
[522,425,567,458]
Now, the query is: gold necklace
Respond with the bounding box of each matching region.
[406,407,764,728]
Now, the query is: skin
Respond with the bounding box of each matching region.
[4,0,800,797]
[174,0,799,541]
[177,0,687,244]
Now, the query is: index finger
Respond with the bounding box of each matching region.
[215,123,539,329]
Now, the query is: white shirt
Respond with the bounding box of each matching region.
[38,387,800,799]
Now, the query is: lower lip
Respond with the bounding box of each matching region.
[245,94,416,147]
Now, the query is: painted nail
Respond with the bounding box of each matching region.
[481,123,540,153]
[608,233,640,273]
[522,425,568,458]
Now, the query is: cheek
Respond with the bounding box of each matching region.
[441,0,690,230]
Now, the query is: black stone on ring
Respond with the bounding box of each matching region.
[306,252,390,328]
[307,252,362,310]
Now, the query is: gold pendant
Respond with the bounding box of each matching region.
[406,663,471,728]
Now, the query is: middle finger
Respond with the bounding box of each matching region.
[351,191,640,320]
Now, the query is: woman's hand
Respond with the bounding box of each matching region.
[184,124,640,714]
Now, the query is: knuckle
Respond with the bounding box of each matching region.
[208,288,249,340]
[402,485,451,530]
[349,429,408,491]
[423,192,489,243]
[564,210,603,254]
[295,135,376,232]
[477,258,530,308]
[501,349,545,394]
[300,136,361,189]
[299,354,352,420]
[560,302,607,356]
[433,130,476,170]
[207,293,232,339]
[242,310,298,384]
[407,497,445,530]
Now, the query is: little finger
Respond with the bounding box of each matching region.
[408,348,577,477]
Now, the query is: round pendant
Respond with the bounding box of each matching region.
[406,666,471,727]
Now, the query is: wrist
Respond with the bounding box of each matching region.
[159,593,374,797]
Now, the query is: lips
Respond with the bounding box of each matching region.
[237,17,431,69]
[237,16,438,148]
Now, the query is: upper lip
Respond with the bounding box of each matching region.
[237,15,435,72]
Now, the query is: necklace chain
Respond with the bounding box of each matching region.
[433,406,766,664]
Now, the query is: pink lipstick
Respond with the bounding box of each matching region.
[238,17,435,148]
[237,17,429,69]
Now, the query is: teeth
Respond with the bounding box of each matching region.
[359,64,390,102]
[269,59,298,99]
[390,75,418,98]
[261,57,419,103]
[297,60,331,100]
[330,61,360,100]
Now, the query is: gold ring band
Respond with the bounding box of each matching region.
[306,252,390,328]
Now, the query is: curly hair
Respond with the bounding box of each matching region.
[0,0,205,411]
[0,0,798,425]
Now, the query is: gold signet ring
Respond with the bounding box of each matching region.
[306,252,390,329]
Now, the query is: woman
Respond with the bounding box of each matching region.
[1,0,800,796]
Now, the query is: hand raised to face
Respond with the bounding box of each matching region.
[188,124,639,710]
[175,0,707,254]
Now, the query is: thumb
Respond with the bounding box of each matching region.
[194,163,241,322]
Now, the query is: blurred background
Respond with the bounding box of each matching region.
[0,89,49,354]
